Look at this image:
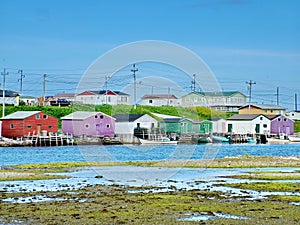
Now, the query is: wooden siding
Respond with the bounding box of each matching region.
[1,112,58,138]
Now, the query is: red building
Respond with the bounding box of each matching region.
[1,111,58,138]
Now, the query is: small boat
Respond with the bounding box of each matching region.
[197,137,212,144]
[139,137,178,145]
[211,135,229,142]
[288,135,300,142]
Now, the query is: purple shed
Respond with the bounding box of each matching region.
[61,111,115,137]
[268,115,294,135]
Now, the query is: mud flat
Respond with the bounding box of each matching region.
[0,156,299,224]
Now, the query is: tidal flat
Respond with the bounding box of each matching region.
[0,156,300,224]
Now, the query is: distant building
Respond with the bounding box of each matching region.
[20,96,37,106]
[141,94,179,106]
[0,111,58,138]
[227,114,270,135]
[61,111,115,137]
[75,90,130,105]
[286,111,300,121]
[54,93,76,102]
[0,90,19,106]
[180,91,246,112]
[238,103,286,115]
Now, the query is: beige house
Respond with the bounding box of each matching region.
[180,91,246,112]
[238,103,286,115]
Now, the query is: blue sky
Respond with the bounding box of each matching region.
[0,0,300,110]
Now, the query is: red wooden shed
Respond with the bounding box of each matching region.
[0,111,58,138]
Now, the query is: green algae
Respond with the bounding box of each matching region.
[0,185,299,225]
[221,181,300,192]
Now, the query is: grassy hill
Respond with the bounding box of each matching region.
[0,104,229,128]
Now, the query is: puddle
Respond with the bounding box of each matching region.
[2,194,89,204]
[179,212,250,221]
[290,202,300,206]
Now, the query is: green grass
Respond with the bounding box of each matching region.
[294,120,300,133]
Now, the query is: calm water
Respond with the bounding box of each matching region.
[0,143,300,166]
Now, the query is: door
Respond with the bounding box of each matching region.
[228,124,233,133]
[36,124,42,136]
[255,124,260,134]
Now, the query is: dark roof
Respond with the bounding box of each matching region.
[193,91,246,97]
[0,90,19,97]
[161,117,192,123]
[90,90,129,96]
[113,114,145,122]
[142,94,177,99]
[161,118,181,123]
[227,114,268,120]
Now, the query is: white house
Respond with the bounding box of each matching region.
[113,114,158,135]
[180,91,247,112]
[140,94,180,106]
[54,93,76,102]
[287,111,300,121]
[75,90,130,105]
[227,114,271,135]
[0,90,19,106]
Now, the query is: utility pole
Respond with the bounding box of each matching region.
[105,75,109,105]
[18,70,25,95]
[131,64,138,109]
[276,87,279,106]
[43,74,46,106]
[191,74,196,92]
[167,87,170,105]
[295,93,298,111]
[1,68,8,117]
[246,80,256,103]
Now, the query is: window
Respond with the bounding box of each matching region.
[263,124,267,128]
[36,114,40,119]
[264,109,268,113]
[43,115,48,119]
[137,123,140,128]
[292,113,295,116]
[284,118,287,121]
[95,115,98,119]
[106,124,110,128]
[271,110,274,113]
[10,124,14,129]
[108,96,111,102]
[260,117,263,120]
[48,126,53,129]
[149,100,153,103]
[100,115,104,119]
[85,124,90,129]
[27,125,32,129]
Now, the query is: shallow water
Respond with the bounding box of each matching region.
[0,143,300,166]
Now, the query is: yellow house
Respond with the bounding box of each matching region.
[239,103,286,115]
